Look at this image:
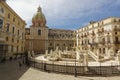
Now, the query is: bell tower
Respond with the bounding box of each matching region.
[29,5,48,54]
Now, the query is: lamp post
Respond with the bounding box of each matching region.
[74,30,78,77]
[74,57,77,77]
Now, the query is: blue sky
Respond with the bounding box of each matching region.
[7,0,120,30]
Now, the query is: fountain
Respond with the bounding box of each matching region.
[27,45,120,67]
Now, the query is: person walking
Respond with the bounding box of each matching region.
[18,61,22,70]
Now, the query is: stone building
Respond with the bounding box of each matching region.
[25,6,74,53]
[0,1,26,61]
[76,17,120,58]
[48,29,74,51]
[25,6,48,54]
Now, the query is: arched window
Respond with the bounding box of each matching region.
[115,37,119,42]
[38,29,41,35]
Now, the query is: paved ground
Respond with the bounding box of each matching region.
[0,58,29,80]
[19,68,120,80]
[0,59,120,80]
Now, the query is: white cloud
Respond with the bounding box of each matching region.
[7,0,116,28]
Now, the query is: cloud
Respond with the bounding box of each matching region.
[7,0,120,29]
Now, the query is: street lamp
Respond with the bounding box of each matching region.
[74,58,77,77]
[74,31,78,77]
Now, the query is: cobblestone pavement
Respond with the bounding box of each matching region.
[0,59,120,80]
[19,68,120,80]
[0,58,29,80]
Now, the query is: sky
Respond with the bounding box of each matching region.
[7,0,120,30]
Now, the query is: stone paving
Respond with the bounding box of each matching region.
[19,68,120,80]
[0,59,120,80]
[0,58,29,80]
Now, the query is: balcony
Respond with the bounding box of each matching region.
[114,41,120,44]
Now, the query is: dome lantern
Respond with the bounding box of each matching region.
[37,6,41,12]
[32,6,46,27]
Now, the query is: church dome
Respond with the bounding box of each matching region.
[32,6,46,27]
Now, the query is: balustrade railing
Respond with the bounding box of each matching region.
[28,59,120,76]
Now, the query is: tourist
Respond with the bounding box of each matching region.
[18,61,22,70]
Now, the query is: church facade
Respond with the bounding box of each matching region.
[25,6,75,54]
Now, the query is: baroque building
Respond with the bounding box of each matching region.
[25,6,74,53]
[25,6,48,54]
[0,1,26,61]
[48,28,74,51]
[76,17,120,58]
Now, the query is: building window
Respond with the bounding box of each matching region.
[115,32,117,34]
[18,30,19,35]
[38,30,41,35]
[50,43,52,46]
[8,13,10,19]
[12,27,14,34]
[17,40,19,43]
[115,37,119,42]
[6,37,8,41]
[57,44,59,46]
[88,40,89,44]
[1,8,4,13]
[13,18,15,22]
[0,18,3,28]
[11,46,13,52]
[6,23,10,32]
[22,32,23,39]
[12,38,14,43]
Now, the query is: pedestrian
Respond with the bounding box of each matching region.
[18,61,22,70]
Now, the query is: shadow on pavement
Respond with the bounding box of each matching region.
[0,59,29,80]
